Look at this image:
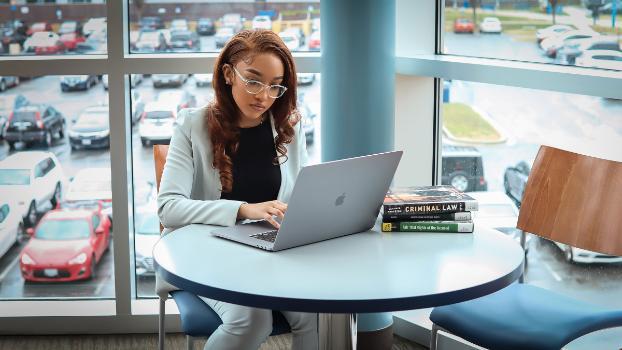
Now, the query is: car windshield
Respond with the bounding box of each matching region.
[0,169,30,185]
[480,204,516,217]
[35,219,90,240]
[137,214,160,235]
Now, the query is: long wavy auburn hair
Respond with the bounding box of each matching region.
[205,29,300,193]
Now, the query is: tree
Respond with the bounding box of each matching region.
[548,0,559,24]
[471,0,480,31]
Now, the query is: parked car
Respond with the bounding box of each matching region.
[298,97,316,144]
[63,167,113,224]
[139,101,179,146]
[69,105,110,150]
[453,18,474,33]
[152,74,188,88]
[252,15,272,30]
[170,19,189,32]
[157,90,197,112]
[135,30,167,53]
[23,31,66,55]
[441,145,488,192]
[283,27,305,46]
[60,75,98,91]
[196,18,215,36]
[479,17,502,33]
[134,201,159,276]
[504,160,530,205]
[221,13,244,33]
[19,208,111,282]
[131,90,145,126]
[139,16,164,31]
[0,93,29,140]
[279,30,301,51]
[467,191,531,254]
[75,28,107,54]
[169,30,200,52]
[82,17,106,37]
[553,240,622,264]
[575,50,622,70]
[308,30,320,51]
[58,20,82,36]
[215,27,235,48]
[102,73,141,90]
[4,104,66,149]
[0,76,19,92]
[557,36,620,65]
[194,73,213,87]
[0,151,67,227]
[0,200,25,259]
[535,24,574,43]
[59,32,85,51]
[297,73,315,85]
[26,22,52,36]
[540,29,598,58]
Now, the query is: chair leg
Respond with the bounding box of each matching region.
[186,335,194,350]
[159,297,166,350]
[430,323,439,350]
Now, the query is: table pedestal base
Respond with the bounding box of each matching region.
[318,313,357,350]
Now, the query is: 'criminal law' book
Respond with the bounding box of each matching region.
[381,220,474,233]
[382,211,472,222]
[383,185,478,215]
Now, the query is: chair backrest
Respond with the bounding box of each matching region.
[153,144,169,234]
[516,145,622,256]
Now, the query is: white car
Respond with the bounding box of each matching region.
[479,17,502,34]
[0,200,25,259]
[535,24,574,43]
[134,201,159,276]
[0,151,67,227]
[83,17,107,37]
[194,73,213,87]
[554,241,622,264]
[278,31,300,51]
[467,191,531,253]
[297,73,316,85]
[575,50,622,71]
[63,167,112,223]
[539,29,598,57]
[139,101,180,146]
[252,15,272,30]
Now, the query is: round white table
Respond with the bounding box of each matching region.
[154,224,525,348]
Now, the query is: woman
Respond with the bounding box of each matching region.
[157,29,317,350]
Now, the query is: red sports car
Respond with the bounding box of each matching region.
[19,209,111,282]
[453,18,474,34]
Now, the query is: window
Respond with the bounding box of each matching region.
[442,0,621,70]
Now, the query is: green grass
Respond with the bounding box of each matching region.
[442,103,502,142]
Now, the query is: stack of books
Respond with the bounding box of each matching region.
[381,185,478,233]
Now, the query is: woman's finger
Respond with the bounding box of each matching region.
[268,207,285,219]
[264,213,280,229]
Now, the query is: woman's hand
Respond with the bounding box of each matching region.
[237,200,288,228]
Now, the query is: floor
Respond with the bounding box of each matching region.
[0,333,426,350]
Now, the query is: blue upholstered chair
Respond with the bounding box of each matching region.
[154,145,291,350]
[429,145,622,350]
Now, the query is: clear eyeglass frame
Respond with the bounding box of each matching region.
[232,66,288,99]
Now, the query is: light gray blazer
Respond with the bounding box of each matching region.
[156,106,308,297]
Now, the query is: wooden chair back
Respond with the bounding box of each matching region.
[517,145,622,256]
[153,145,169,234]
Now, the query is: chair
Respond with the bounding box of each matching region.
[153,144,291,350]
[429,145,622,350]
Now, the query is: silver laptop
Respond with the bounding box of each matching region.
[211,150,403,251]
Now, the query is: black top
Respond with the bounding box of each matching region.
[220,120,281,203]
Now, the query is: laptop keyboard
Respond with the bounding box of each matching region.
[250,230,278,243]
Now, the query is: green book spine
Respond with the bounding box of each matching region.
[381,221,474,233]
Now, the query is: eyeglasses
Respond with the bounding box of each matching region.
[232,67,288,99]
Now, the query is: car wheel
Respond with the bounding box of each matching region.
[0,80,5,92]
[43,131,53,147]
[564,246,574,263]
[58,125,65,139]
[141,139,150,147]
[89,255,97,280]
[26,201,37,227]
[450,174,469,192]
[51,183,61,208]
[8,141,16,150]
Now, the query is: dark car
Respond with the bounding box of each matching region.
[4,104,66,149]
[503,160,530,206]
[196,18,215,36]
[60,75,99,91]
[441,145,488,192]
[0,76,19,92]
[139,17,164,31]
[0,94,30,140]
[69,105,109,150]
[169,30,200,52]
